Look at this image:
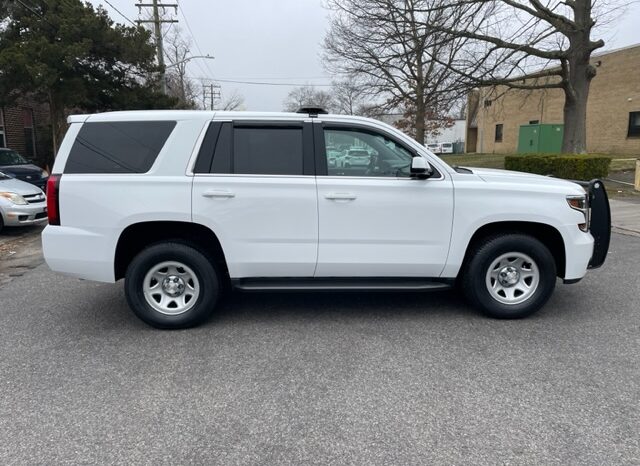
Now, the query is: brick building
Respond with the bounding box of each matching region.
[466,44,640,155]
[0,99,51,167]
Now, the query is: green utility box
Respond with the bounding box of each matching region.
[517,123,564,153]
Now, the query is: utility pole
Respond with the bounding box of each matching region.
[136,1,178,93]
[202,83,221,110]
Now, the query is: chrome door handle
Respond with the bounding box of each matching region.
[325,192,357,201]
[202,189,235,198]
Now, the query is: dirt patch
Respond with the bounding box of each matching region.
[0,225,46,287]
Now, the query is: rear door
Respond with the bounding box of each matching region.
[192,119,318,278]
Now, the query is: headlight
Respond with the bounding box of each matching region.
[40,169,49,178]
[567,194,589,232]
[0,192,28,205]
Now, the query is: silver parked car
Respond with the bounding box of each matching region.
[0,171,47,232]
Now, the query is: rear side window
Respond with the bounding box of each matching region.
[231,127,303,175]
[64,121,176,174]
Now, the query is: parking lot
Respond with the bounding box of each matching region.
[0,229,638,464]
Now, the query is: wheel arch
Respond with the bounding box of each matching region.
[114,221,229,282]
[459,221,566,279]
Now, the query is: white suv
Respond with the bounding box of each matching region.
[42,109,610,329]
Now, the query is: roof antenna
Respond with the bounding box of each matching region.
[296,107,328,117]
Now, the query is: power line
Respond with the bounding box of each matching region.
[187,77,333,87]
[15,0,57,27]
[103,0,137,26]
[177,1,215,78]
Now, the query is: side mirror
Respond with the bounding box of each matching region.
[411,157,433,179]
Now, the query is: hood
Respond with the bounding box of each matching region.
[462,167,586,195]
[0,176,45,196]
[0,163,45,178]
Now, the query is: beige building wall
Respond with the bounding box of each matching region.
[473,44,640,155]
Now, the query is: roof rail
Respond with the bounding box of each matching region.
[296,106,328,117]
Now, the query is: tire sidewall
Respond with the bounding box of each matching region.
[125,242,219,329]
[468,235,556,319]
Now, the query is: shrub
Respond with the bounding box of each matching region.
[504,154,611,180]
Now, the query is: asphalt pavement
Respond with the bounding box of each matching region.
[0,233,638,465]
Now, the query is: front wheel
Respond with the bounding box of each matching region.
[461,234,556,319]
[125,242,220,329]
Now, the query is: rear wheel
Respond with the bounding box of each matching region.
[125,242,220,329]
[462,234,556,319]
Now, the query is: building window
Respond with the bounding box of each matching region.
[0,109,5,148]
[529,120,539,124]
[628,111,640,137]
[495,124,503,143]
[23,108,36,159]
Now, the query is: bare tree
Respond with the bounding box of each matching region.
[283,85,334,112]
[218,90,245,111]
[324,0,469,143]
[331,77,370,115]
[164,27,198,109]
[415,0,615,153]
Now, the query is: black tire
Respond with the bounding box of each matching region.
[461,234,556,319]
[125,242,220,329]
[0,214,4,233]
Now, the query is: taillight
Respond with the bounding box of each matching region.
[47,174,61,225]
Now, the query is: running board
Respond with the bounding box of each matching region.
[232,277,454,292]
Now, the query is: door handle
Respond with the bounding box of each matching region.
[325,192,357,201]
[202,189,235,198]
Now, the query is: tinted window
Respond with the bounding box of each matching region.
[224,127,303,176]
[65,121,176,174]
[212,123,232,173]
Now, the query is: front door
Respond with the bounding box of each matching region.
[314,123,454,277]
[192,120,318,278]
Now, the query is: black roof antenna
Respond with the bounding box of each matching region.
[296,106,328,117]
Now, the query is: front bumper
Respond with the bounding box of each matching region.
[576,179,611,268]
[1,202,48,226]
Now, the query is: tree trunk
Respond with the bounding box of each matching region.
[562,0,598,154]
[561,56,596,154]
[414,99,426,144]
[49,93,66,159]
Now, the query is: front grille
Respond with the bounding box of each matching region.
[22,194,46,204]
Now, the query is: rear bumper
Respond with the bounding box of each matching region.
[42,225,116,282]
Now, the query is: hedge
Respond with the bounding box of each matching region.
[504,154,611,180]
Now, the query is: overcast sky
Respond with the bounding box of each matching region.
[88,0,640,111]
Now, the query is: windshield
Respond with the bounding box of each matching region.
[0,150,28,166]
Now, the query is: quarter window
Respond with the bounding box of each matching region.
[628,111,640,137]
[65,121,176,174]
[323,128,414,178]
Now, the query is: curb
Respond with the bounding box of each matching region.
[612,225,640,238]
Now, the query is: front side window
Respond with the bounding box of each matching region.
[628,111,640,137]
[324,128,414,177]
[495,124,504,142]
[65,121,176,174]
